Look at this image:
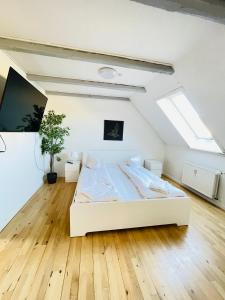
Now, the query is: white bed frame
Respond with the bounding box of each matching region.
[70,150,191,237]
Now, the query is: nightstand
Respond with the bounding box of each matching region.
[144,159,163,177]
[65,161,81,182]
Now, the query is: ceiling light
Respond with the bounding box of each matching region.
[98,67,118,79]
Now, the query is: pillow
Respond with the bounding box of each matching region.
[86,155,101,169]
[127,155,142,167]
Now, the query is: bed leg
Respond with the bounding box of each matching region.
[70,231,87,237]
[177,223,188,227]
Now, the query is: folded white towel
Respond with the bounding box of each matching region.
[77,165,120,203]
[80,182,118,202]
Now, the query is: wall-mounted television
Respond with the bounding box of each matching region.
[0,67,47,132]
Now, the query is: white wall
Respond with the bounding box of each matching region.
[0,51,44,231]
[46,95,165,176]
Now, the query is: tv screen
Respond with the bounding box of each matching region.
[0,67,47,132]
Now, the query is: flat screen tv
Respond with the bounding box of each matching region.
[0,67,47,132]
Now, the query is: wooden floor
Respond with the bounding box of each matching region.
[0,179,225,300]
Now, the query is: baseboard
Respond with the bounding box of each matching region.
[163,173,182,185]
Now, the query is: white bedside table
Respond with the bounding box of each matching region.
[144,159,163,177]
[65,161,81,182]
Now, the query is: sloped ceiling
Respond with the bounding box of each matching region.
[174,31,225,150]
[0,0,225,149]
[0,0,219,63]
[130,74,185,146]
[131,25,225,150]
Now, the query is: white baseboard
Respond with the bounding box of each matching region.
[163,173,182,185]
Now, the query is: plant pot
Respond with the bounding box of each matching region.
[47,172,57,184]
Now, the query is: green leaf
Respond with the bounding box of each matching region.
[39,110,70,170]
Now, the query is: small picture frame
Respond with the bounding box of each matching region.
[104,120,124,141]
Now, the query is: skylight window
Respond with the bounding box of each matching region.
[157,90,223,154]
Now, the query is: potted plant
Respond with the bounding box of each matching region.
[39,110,70,184]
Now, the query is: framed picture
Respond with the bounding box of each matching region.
[104,120,124,141]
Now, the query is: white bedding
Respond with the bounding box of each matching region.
[75,164,120,203]
[120,163,186,198]
[75,163,186,203]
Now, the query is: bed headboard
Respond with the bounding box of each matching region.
[82,150,143,165]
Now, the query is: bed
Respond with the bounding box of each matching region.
[70,151,191,237]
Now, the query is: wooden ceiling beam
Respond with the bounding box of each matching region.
[27,74,146,93]
[46,91,130,101]
[0,36,174,74]
[132,0,225,24]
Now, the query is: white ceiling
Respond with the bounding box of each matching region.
[5,51,156,85]
[1,0,225,148]
[2,0,222,99]
[5,51,157,98]
[131,30,225,150]
[0,0,222,64]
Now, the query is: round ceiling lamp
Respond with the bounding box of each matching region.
[98,67,118,79]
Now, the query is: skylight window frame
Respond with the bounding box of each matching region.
[157,88,224,155]
[167,93,213,142]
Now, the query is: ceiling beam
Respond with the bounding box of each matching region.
[131,0,225,24]
[27,74,146,93]
[0,37,174,75]
[46,91,130,101]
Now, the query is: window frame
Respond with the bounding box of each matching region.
[157,88,224,155]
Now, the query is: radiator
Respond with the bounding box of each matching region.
[182,162,221,199]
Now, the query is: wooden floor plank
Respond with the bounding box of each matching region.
[0,178,225,300]
[61,238,82,300]
[103,232,127,300]
[77,234,95,300]
[93,233,110,300]
[113,231,144,299]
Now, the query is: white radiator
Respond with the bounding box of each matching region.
[182,162,221,199]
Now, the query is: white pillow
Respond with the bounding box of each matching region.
[127,155,142,167]
[86,155,101,169]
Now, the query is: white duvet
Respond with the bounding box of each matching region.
[75,163,186,203]
[76,165,120,203]
[120,163,186,198]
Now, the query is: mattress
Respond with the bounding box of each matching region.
[74,163,186,203]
